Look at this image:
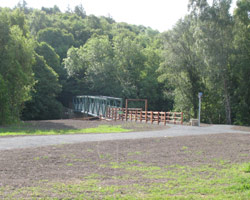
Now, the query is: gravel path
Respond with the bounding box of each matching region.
[0,124,249,150]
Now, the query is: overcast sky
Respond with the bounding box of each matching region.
[0,0,237,32]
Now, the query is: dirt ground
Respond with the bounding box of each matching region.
[23,119,169,132]
[0,131,249,189]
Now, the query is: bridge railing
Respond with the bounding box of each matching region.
[105,107,183,125]
[73,95,123,117]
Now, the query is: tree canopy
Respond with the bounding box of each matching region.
[0,0,249,125]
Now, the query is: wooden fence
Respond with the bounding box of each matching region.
[104,107,183,125]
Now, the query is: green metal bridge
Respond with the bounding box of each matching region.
[73,96,123,118]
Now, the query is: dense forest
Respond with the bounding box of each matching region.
[0,0,249,125]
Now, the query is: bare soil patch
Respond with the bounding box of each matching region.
[0,133,249,189]
[23,119,169,132]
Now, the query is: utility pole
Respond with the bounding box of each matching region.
[198,92,203,126]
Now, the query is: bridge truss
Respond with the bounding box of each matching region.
[73,95,123,118]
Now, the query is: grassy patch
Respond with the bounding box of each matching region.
[0,124,131,136]
[1,162,250,199]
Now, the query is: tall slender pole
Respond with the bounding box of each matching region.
[198,97,201,126]
[198,92,202,127]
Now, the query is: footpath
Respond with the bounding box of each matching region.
[0,124,249,150]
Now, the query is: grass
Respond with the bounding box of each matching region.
[1,161,250,199]
[0,124,132,136]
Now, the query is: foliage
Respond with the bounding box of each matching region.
[74,4,86,19]
[64,33,166,110]
[22,54,63,120]
[37,27,74,59]
[29,9,51,36]
[78,35,120,96]
[35,41,65,78]
[159,16,205,118]
[232,0,250,125]
[0,1,249,125]
[0,75,11,124]
[160,0,249,124]
[0,9,35,125]
[189,0,235,124]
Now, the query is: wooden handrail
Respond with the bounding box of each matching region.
[106,107,183,125]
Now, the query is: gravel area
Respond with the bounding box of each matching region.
[0,120,249,150]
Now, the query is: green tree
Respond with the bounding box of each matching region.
[29,10,51,36]
[140,46,167,111]
[74,4,86,19]
[159,16,205,119]
[0,9,35,124]
[64,36,121,97]
[16,0,30,14]
[83,36,121,96]
[22,54,63,120]
[37,27,74,60]
[9,8,29,36]
[64,15,91,47]
[41,5,61,15]
[62,47,89,106]
[113,35,146,98]
[0,75,11,124]
[35,42,65,79]
[232,0,250,124]
[188,0,234,124]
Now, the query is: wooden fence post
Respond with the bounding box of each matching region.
[164,112,166,125]
[157,111,160,125]
[114,108,117,121]
[122,108,124,121]
[112,108,114,120]
[140,110,142,122]
[125,108,128,121]
[151,111,153,124]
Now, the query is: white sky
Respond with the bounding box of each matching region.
[0,0,237,32]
